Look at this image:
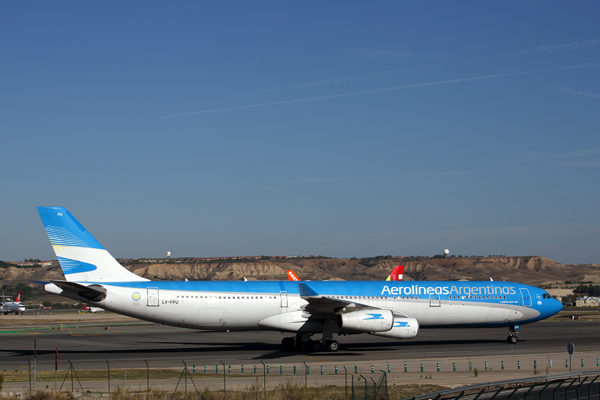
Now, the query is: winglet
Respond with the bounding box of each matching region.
[298,282,319,298]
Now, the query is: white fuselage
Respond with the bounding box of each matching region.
[45,280,550,334]
[1,302,25,314]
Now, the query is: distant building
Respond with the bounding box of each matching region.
[576,297,600,307]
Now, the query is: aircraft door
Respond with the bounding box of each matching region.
[280,291,288,308]
[147,288,159,307]
[429,293,441,307]
[520,288,532,307]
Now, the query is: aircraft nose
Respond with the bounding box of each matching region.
[550,298,563,316]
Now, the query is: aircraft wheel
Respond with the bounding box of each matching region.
[298,341,310,351]
[326,340,339,352]
[507,335,518,344]
[311,340,323,352]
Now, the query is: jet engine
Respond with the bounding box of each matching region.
[338,309,393,332]
[370,317,419,339]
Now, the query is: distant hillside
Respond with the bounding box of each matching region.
[126,256,600,286]
[2,257,600,290]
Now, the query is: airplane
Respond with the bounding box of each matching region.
[83,304,105,313]
[286,270,300,281]
[1,291,26,315]
[287,265,403,282]
[35,207,563,352]
[386,265,404,281]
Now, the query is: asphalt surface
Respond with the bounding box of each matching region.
[1,318,599,371]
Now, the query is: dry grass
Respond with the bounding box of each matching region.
[1,368,199,382]
[5,381,448,400]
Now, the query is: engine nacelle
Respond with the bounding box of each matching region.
[370,317,419,339]
[338,310,393,333]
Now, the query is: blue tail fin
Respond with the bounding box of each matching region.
[37,207,148,282]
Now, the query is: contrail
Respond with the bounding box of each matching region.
[167,63,600,117]
[521,38,600,53]
[167,72,523,117]
[295,170,472,182]
[555,86,600,99]
[219,65,437,99]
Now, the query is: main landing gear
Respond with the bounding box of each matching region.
[507,326,520,344]
[281,335,340,352]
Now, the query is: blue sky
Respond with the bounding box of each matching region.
[1,2,599,264]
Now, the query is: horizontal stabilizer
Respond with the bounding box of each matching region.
[31,280,51,285]
[51,280,107,302]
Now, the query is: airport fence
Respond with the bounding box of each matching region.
[6,352,600,396]
[352,371,389,400]
[402,371,600,400]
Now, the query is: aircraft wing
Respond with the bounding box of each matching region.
[298,282,411,319]
[298,282,379,316]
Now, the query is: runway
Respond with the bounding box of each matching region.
[1,319,598,371]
